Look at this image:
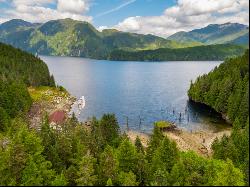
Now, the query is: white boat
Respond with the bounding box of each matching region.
[78,96,86,110]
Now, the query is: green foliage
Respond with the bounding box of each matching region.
[0,42,55,131]
[51,172,68,186]
[189,50,249,183]
[98,145,119,184]
[135,136,144,153]
[116,138,138,173]
[212,159,245,186]
[118,171,139,186]
[0,113,246,186]
[0,81,32,119]
[0,42,55,87]
[188,50,249,124]
[146,125,164,163]
[151,137,179,173]
[0,107,10,131]
[106,178,113,186]
[0,118,55,185]
[99,113,120,146]
[75,154,97,186]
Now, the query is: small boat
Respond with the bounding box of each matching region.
[78,96,86,110]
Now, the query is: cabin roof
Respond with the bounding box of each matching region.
[49,110,66,124]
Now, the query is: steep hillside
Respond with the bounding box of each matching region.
[168,23,249,45]
[0,42,55,86]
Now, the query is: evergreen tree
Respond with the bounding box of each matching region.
[116,138,138,173]
[146,125,164,163]
[98,145,119,184]
[75,154,97,186]
[151,136,179,173]
[212,159,245,186]
[118,171,138,186]
[99,114,120,146]
[135,136,144,153]
[51,172,68,186]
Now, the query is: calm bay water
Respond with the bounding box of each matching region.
[41,56,229,133]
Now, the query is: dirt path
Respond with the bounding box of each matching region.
[127,127,231,157]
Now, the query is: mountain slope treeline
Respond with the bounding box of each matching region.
[109,44,247,61]
[0,42,55,129]
[188,50,249,181]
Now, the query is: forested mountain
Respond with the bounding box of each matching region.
[188,50,249,180]
[0,18,199,59]
[0,19,39,34]
[109,44,247,61]
[168,23,249,45]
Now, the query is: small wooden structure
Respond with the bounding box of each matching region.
[49,110,66,125]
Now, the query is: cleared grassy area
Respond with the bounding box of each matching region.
[28,86,69,102]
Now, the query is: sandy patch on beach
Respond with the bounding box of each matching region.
[127,128,231,157]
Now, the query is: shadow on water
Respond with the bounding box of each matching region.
[184,99,231,132]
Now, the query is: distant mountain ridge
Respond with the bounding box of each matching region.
[0,18,200,59]
[0,19,248,60]
[168,23,249,45]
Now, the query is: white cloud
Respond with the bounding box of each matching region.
[1,0,92,23]
[113,0,249,37]
[97,25,108,31]
[12,0,55,6]
[57,0,89,14]
[116,16,140,31]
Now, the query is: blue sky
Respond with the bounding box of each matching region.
[89,0,175,27]
[0,0,249,37]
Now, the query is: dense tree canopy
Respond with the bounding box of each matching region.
[0,42,55,87]
[188,50,249,183]
[0,42,55,130]
[0,115,246,186]
[188,49,249,124]
[109,44,246,61]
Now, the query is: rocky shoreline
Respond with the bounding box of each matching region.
[127,125,231,158]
